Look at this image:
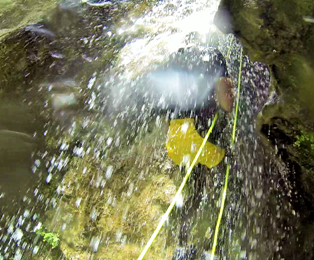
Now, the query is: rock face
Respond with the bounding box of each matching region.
[2,0,314,259]
[215,1,314,259]
[42,116,178,260]
[0,0,153,92]
[0,0,56,38]
[214,0,314,121]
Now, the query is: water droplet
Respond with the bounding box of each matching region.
[46,174,52,183]
[76,198,82,208]
[176,193,184,208]
[105,166,113,179]
[90,236,101,252]
[12,228,23,242]
[181,123,189,134]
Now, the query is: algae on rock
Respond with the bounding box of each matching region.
[42,116,180,259]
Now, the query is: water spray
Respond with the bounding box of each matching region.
[137,37,243,260]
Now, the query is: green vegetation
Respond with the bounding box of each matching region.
[36,227,60,249]
[294,130,314,150]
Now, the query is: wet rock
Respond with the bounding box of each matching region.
[0,99,41,214]
[214,0,314,259]
[0,0,141,93]
[42,118,177,259]
[0,0,56,39]
[172,246,197,260]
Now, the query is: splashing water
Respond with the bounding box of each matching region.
[2,0,297,260]
[115,0,223,79]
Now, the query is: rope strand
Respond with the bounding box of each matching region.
[210,47,243,260]
[138,38,238,260]
[138,113,218,260]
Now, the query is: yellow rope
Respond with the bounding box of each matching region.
[137,113,218,260]
[210,47,243,260]
[226,36,234,59]
[232,49,243,143]
[138,37,238,260]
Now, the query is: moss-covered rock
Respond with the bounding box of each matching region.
[0,0,158,94]
[215,0,314,112]
[41,116,179,259]
[0,0,56,38]
[215,0,314,259]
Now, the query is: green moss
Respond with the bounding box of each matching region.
[0,0,13,11]
[0,0,56,38]
[41,117,179,259]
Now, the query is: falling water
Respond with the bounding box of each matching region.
[0,0,297,260]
